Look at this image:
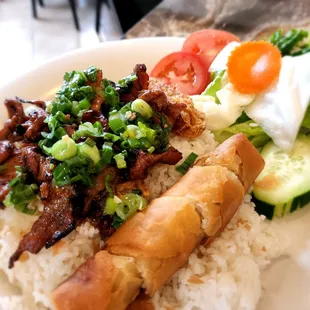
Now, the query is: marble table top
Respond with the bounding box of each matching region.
[125,0,310,40]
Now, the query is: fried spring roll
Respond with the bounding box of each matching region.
[107,196,204,295]
[52,134,264,310]
[196,133,265,191]
[52,251,142,310]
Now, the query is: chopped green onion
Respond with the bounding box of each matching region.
[109,117,126,134]
[53,162,71,186]
[122,193,147,211]
[4,167,38,215]
[138,122,156,144]
[176,152,198,175]
[83,65,98,82]
[116,193,147,220]
[112,214,124,228]
[71,101,80,116]
[105,197,118,215]
[131,99,153,119]
[138,137,151,149]
[72,122,120,142]
[103,133,120,142]
[117,73,137,90]
[54,127,67,140]
[41,111,72,141]
[102,142,114,160]
[51,135,78,161]
[85,138,96,147]
[105,174,114,197]
[53,155,95,187]
[46,101,53,113]
[78,142,100,164]
[114,153,127,169]
[148,146,155,153]
[104,85,120,107]
[270,29,309,56]
[96,142,114,170]
[51,97,73,115]
[128,138,142,149]
[43,145,53,156]
[79,98,90,110]
[72,121,103,140]
[125,125,140,138]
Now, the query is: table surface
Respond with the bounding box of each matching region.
[125,0,310,40]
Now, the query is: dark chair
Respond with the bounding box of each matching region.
[95,0,162,34]
[31,0,80,31]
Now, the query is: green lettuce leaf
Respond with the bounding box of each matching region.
[301,105,310,129]
[201,70,225,103]
[213,120,270,147]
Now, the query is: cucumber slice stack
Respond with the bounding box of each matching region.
[253,135,310,219]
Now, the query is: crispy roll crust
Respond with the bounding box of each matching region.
[52,134,265,310]
[164,166,244,237]
[107,196,204,295]
[196,133,265,191]
[53,251,142,310]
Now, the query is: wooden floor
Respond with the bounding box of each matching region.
[0,0,123,85]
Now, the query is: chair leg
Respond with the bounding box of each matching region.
[68,0,80,31]
[31,0,38,18]
[104,0,110,9]
[96,0,102,33]
[38,0,44,7]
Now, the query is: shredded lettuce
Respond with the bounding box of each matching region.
[201,70,225,103]
[213,120,270,147]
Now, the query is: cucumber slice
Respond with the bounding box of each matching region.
[253,134,310,219]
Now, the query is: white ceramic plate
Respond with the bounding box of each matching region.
[0,37,310,310]
[0,37,184,104]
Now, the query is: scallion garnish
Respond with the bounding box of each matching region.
[85,138,96,147]
[176,152,198,175]
[112,214,124,228]
[109,117,126,134]
[105,174,114,197]
[97,142,114,170]
[4,166,38,214]
[114,153,127,169]
[148,146,155,153]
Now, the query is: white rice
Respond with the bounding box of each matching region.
[0,128,289,310]
[152,198,289,310]
[0,211,100,310]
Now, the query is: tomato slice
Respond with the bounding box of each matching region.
[150,51,209,95]
[182,29,240,70]
[227,41,282,94]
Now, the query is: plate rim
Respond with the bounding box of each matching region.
[0,37,185,94]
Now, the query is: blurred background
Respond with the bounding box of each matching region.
[0,0,162,83]
[1,0,310,85]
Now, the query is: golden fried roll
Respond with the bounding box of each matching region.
[53,251,142,310]
[126,294,155,310]
[52,134,265,310]
[196,133,265,191]
[163,166,244,237]
[107,196,204,295]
